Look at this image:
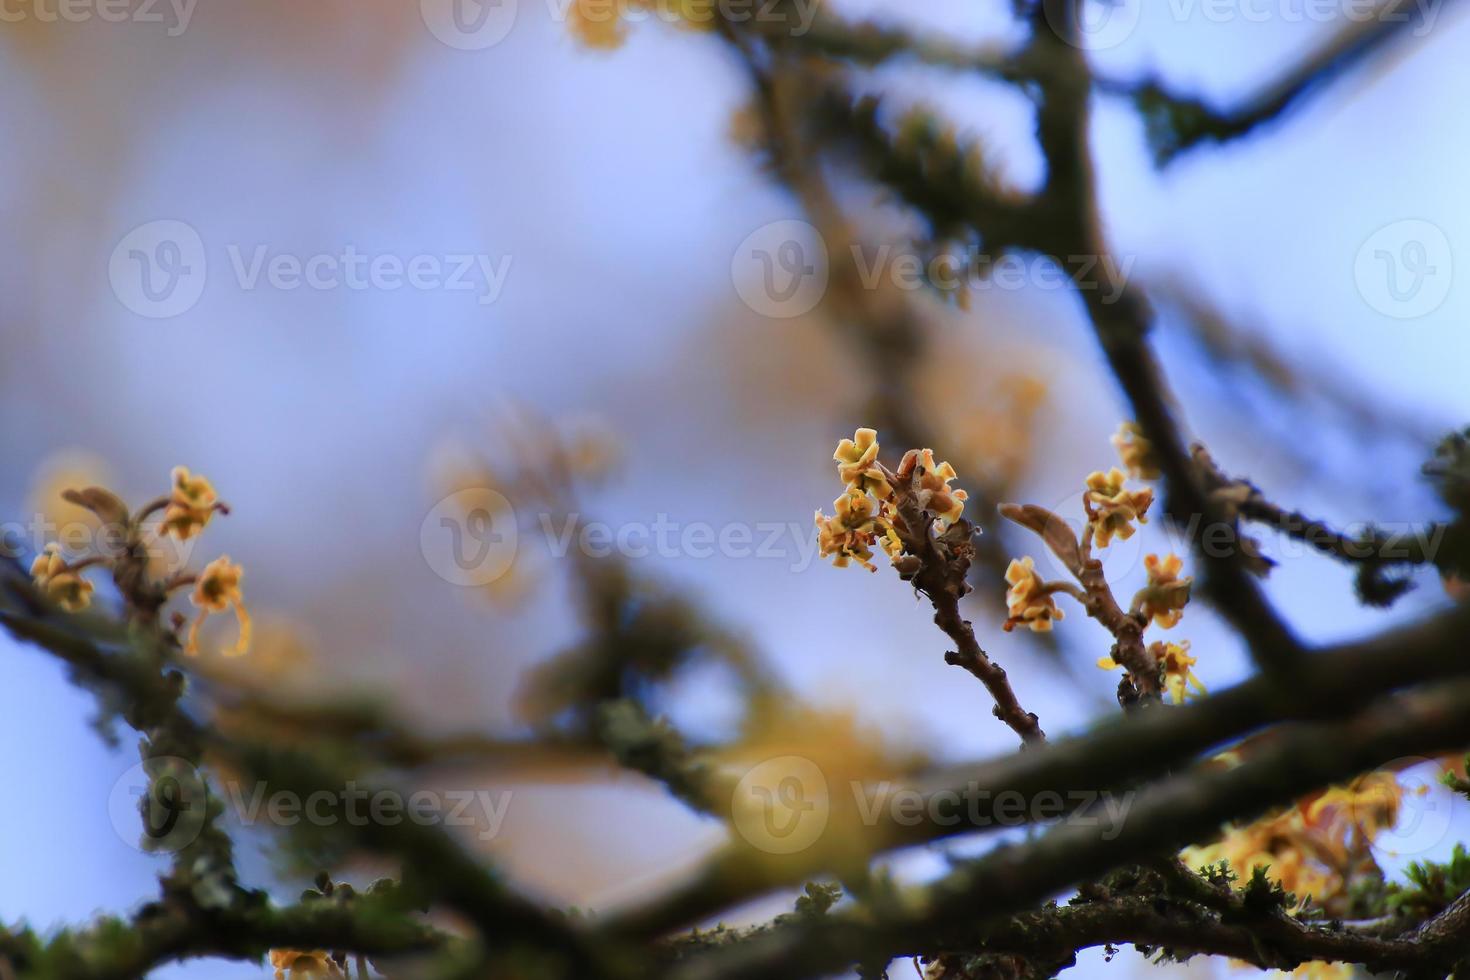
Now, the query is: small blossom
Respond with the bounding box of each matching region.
[1136,553,1193,629]
[816,490,882,571]
[1085,467,1153,547]
[1097,640,1203,702]
[833,427,892,499]
[29,543,94,612]
[1154,640,1204,703]
[1111,421,1160,480]
[187,556,252,656]
[896,448,968,524]
[269,950,343,979]
[1003,556,1063,632]
[161,466,219,540]
[876,500,905,559]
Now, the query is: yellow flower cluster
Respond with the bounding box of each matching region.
[816,429,966,572]
[1084,467,1154,548]
[1136,553,1192,629]
[1184,768,1406,911]
[1085,424,1201,696]
[1285,963,1354,980]
[27,463,253,659]
[1154,640,1203,703]
[29,543,95,612]
[834,428,892,499]
[269,949,343,979]
[815,489,883,572]
[1097,639,1203,703]
[899,448,968,524]
[1003,557,1063,633]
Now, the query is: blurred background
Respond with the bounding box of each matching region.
[2,0,1468,975]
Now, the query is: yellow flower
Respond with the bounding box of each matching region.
[567,0,627,48]
[834,427,892,499]
[1098,640,1202,702]
[269,950,343,979]
[187,556,251,656]
[876,500,905,559]
[160,466,219,540]
[1111,421,1160,480]
[29,543,94,612]
[1136,553,1192,629]
[816,490,882,571]
[895,448,968,524]
[1085,467,1153,547]
[1306,771,1404,844]
[1003,557,1062,632]
[1154,640,1204,703]
[1286,963,1354,980]
[1185,764,1412,926]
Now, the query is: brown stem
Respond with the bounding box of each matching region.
[886,464,1046,745]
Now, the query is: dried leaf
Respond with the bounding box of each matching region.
[998,503,1083,576]
[61,487,129,526]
